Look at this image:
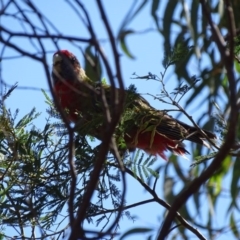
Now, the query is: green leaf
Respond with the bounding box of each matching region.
[15,108,40,130]
[207,155,231,203]
[119,30,135,59]
[119,227,153,240]
[235,60,240,73]
[230,212,240,238]
[84,45,102,82]
[138,164,144,181]
[230,157,240,211]
[42,89,53,106]
[162,0,179,46]
[147,167,159,178]
[191,152,217,166]
[142,165,149,179]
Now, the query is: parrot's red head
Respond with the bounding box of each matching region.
[52,50,81,83]
[52,50,86,122]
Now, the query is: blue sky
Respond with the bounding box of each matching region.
[1,1,236,239]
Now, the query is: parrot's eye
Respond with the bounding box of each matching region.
[70,56,77,64]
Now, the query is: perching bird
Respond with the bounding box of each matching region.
[52,50,215,160]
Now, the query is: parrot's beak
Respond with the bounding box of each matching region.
[52,53,63,75]
[53,53,62,66]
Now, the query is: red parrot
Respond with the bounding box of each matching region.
[52,50,215,160]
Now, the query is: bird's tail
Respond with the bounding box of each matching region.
[176,120,216,148]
